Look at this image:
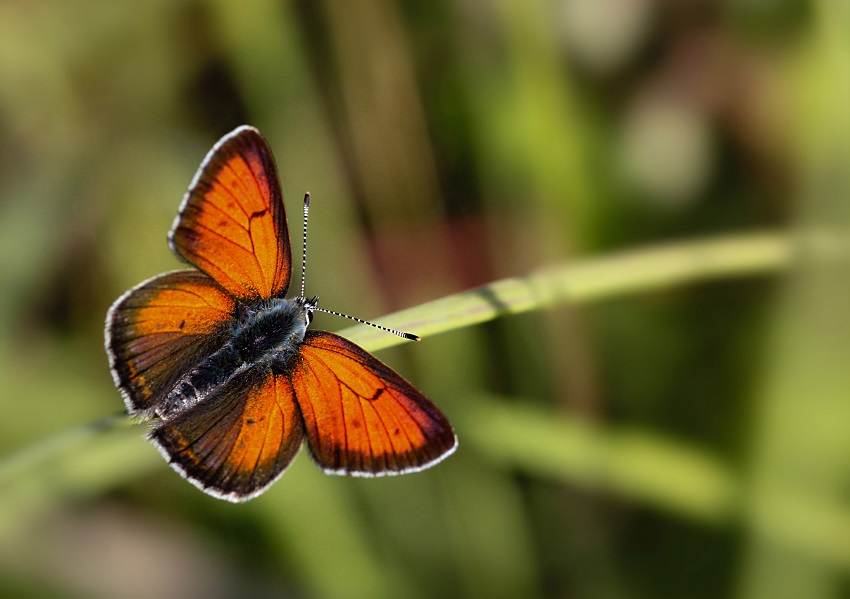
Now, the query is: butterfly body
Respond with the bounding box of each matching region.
[159,296,313,419]
[106,126,456,502]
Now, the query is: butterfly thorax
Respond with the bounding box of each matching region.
[231,297,313,364]
[156,297,313,420]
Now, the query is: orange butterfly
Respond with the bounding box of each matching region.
[105,126,456,502]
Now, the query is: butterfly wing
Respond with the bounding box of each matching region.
[150,367,304,502]
[106,270,236,416]
[169,126,292,300]
[291,330,457,476]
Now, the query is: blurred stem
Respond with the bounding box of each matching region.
[0,232,791,534]
[737,2,850,595]
[457,397,850,568]
[457,395,738,524]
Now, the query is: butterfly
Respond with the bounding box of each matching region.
[105,126,457,502]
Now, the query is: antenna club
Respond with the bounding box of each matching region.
[303,192,311,207]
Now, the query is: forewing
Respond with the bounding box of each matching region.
[291,331,456,476]
[169,126,291,300]
[150,367,305,502]
[106,270,235,416]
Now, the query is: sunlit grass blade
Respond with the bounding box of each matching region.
[344,232,790,351]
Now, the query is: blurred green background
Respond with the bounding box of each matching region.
[0,1,848,598]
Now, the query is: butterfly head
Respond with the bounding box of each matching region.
[298,295,319,325]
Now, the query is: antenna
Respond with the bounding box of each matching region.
[298,192,420,342]
[315,307,420,341]
[299,192,310,298]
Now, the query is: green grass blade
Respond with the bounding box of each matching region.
[343,231,790,351]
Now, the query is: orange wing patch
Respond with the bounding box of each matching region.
[150,368,304,502]
[169,126,291,300]
[292,331,457,476]
[106,270,236,416]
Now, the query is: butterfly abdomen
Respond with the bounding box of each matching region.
[158,344,244,419]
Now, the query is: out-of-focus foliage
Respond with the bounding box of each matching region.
[0,1,847,598]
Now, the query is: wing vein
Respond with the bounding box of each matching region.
[242,152,278,295]
[353,379,376,471]
[210,158,272,294]
[186,219,254,254]
[246,211,270,296]
[249,375,281,486]
[210,159,254,220]
[307,342,435,467]
[193,194,252,234]
[333,374,351,470]
[180,246,255,295]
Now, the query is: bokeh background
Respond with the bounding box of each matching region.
[0,1,848,598]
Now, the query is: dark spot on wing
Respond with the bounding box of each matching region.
[368,388,385,401]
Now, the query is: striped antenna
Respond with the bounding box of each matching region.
[315,307,420,341]
[299,192,420,342]
[299,192,311,298]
